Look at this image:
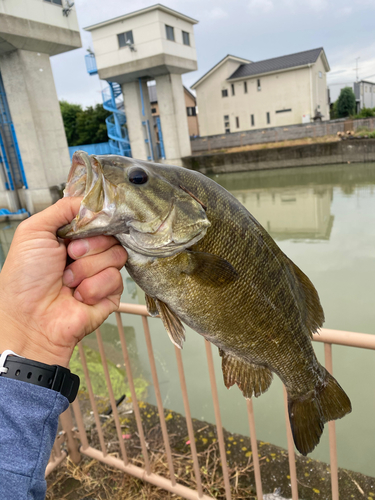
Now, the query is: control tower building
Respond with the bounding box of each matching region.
[85,4,198,166]
[0,0,81,212]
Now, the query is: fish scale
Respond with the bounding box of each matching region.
[58,151,351,455]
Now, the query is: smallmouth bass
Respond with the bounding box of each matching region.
[58,151,351,455]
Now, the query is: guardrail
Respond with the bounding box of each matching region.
[47,302,375,499]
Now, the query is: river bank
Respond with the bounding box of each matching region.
[183,138,375,175]
[47,397,375,500]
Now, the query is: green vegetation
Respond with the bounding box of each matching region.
[355,127,375,138]
[60,100,110,146]
[355,106,375,118]
[335,87,356,118]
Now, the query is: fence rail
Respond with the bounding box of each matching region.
[47,302,375,499]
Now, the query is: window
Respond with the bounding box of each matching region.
[222,89,228,97]
[275,108,292,113]
[231,84,235,96]
[244,81,248,94]
[257,79,261,91]
[251,114,255,126]
[266,112,270,124]
[224,121,230,127]
[225,128,230,133]
[118,31,134,48]
[224,115,230,133]
[44,0,62,4]
[224,115,229,120]
[187,107,196,116]
[236,117,240,128]
[151,108,157,114]
[165,25,175,41]
[182,31,190,46]
[319,71,322,78]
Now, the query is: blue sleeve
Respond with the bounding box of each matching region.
[0,377,69,500]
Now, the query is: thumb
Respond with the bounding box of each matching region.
[26,197,83,235]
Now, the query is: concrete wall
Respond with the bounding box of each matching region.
[0,50,71,211]
[190,117,375,153]
[194,53,330,137]
[183,139,375,175]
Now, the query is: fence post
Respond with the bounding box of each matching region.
[60,406,81,465]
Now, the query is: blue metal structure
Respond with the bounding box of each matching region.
[68,141,112,160]
[0,72,27,191]
[155,116,166,160]
[85,54,98,75]
[102,82,132,157]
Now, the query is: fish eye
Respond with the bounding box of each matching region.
[128,168,148,185]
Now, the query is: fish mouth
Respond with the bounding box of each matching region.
[58,151,118,238]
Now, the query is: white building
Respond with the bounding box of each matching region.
[85,4,198,165]
[353,80,375,112]
[191,48,330,137]
[0,0,81,212]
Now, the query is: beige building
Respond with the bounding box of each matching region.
[192,48,330,137]
[148,84,199,137]
[85,4,198,165]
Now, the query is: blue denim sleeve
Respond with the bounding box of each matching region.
[0,377,69,500]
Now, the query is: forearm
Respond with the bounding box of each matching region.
[0,377,68,500]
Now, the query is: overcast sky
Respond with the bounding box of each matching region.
[51,0,375,108]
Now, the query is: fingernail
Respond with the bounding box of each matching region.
[62,269,74,286]
[70,239,89,258]
[75,291,83,302]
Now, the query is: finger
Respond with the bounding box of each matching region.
[74,267,124,306]
[22,198,83,235]
[68,235,124,260]
[63,245,127,287]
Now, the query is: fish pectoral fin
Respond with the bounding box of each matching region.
[145,294,160,317]
[219,350,273,399]
[155,299,186,349]
[183,250,238,287]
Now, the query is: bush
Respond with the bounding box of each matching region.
[336,87,356,118]
[60,101,111,146]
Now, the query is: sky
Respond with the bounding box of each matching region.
[50,0,375,108]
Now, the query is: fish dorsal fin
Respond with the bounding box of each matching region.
[182,250,238,287]
[145,294,160,317]
[155,299,186,349]
[219,350,273,399]
[287,259,325,337]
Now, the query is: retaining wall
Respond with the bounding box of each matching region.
[190,118,375,154]
[183,139,375,175]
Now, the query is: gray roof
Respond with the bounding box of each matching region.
[228,48,324,80]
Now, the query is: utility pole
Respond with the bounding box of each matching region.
[355,57,360,82]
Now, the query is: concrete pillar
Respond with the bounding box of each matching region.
[121,79,158,162]
[155,74,191,166]
[0,49,70,211]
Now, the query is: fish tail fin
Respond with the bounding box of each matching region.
[288,368,351,455]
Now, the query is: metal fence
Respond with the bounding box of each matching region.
[46,302,375,499]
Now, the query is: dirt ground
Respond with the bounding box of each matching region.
[46,398,375,500]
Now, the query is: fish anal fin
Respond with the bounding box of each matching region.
[288,259,325,337]
[183,251,238,287]
[220,350,273,399]
[155,299,185,349]
[145,294,160,317]
[288,367,351,455]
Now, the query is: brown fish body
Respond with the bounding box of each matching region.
[59,152,351,455]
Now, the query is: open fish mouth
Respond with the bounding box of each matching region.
[58,151,117,238]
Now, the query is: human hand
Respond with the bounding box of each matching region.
[0,197,127,367]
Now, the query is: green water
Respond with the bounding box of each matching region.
[1,162,374,477]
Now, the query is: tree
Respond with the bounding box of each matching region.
[336,87,356,118]
[60,100,82,146]
[59,101,111,146]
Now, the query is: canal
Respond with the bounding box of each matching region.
[1,161,374,477]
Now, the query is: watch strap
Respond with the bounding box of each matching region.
[0,350,80,403]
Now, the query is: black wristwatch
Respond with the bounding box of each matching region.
[0,350,80,403]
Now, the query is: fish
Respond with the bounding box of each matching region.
[58,151,352,455]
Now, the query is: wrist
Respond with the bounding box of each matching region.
[0,310,72,368]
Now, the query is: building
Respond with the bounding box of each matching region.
[148,84,199,137]
[84,4,198,165]
[353,80,375,113]
[0,0,81,212]
[191,48,330,137]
